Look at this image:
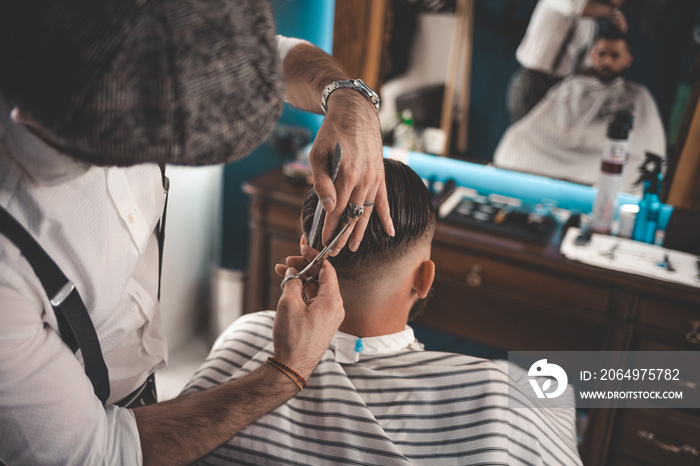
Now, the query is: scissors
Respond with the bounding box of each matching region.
[307,140,342,250]
[281,141,363,294]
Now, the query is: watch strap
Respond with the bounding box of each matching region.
[321,79,380,114]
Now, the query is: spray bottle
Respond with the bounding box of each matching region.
[631,152,663,244]
[590,110,634,234]
[393,109,421,152]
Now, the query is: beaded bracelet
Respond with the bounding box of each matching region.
[266,357,308,390]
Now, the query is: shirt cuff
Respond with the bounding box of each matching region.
[276,35,313,64]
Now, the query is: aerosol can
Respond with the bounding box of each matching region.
[591,110,634,234]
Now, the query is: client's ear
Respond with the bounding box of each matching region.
[412,260,435,299]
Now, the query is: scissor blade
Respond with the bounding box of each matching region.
[308,141,342,249]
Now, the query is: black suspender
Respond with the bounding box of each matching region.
[551,18,580,76]
[0,165,169,407]
[0,206,110,405]
[157,163,169,300]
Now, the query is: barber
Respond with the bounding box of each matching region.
[507,0,629,122]
[0,1,391,465]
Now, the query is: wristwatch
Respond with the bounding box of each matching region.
[321,79,380,114]
[609,6,621,21]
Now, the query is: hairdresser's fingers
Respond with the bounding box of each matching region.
[275,263,290,278]
[300,244,320,262]
[303,282,320,300]
[312,260,342,303]
[309,144,337,216]
[343,184,376,253]
[346,204,371,253]
[275,257,306,278]
[285,255,311,269]
[321,173,353,247]
[324,183,369,255]
[278,267,303,300]
[373,174,394,238]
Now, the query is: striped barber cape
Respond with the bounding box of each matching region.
[182,311,582,466]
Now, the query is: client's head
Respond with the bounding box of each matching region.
[590,28,633,82]
[301,159,436,337]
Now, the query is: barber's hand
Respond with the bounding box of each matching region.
[609,8,628,33]
[310,91,395,254]
[273,260,344,380]
[273,244,313,273]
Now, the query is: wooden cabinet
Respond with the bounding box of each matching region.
[612,409,700,465]
[243,167,700,466]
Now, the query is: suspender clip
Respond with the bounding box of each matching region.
[50,281,75,307]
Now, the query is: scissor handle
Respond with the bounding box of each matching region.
[279,216,356,291]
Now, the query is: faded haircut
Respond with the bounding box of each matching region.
[301,158,436,283]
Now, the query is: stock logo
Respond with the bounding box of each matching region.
[528,359,568,399]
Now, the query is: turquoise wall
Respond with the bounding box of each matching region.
[221,0,334,270]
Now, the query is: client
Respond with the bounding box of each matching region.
[494,28,665,195]
[183,159,582,465]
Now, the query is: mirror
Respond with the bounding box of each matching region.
[370,0,700,199]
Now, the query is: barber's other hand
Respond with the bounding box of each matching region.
[609,8,628,33]
[273,261,344,380]
[310,91,395,255]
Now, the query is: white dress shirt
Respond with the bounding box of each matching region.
[184,311,582,465]
[516,0,596,77]
[0,96,167,464]
[0,35,305,465]
[494,75,666,194]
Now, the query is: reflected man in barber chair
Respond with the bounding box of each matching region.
[494,28,666,195]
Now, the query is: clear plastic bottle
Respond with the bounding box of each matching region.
[393,109,421,152]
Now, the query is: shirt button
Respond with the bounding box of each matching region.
[128,213,134,223]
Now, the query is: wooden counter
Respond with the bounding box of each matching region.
[243,167,700,466]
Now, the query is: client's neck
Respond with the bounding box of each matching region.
[337,280,413,338]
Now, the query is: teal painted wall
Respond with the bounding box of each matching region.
[221,1,335,270]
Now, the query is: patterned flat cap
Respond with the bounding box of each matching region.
[0,0,285,166]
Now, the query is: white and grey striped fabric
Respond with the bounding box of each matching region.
[182,312,582,466]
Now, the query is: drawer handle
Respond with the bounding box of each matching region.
[673,378,697,390]
[466,264,482,288]
[686,320,700,344]
[636,430,699,456]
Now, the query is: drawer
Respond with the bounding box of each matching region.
[253,201,302,235]
[636,296,700,348]
[614,409,700,466]
[431,244,611,319]
[414,279,606,351]
[631,336,700,403]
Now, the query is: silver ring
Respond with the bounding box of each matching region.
[363,200,375,207]
[347,203,365,218]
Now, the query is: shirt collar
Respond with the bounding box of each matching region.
[330,326,421,364]
[0,96,90,186]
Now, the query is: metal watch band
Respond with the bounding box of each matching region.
[321,79,380,114]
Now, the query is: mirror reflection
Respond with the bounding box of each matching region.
[375,0,700,196]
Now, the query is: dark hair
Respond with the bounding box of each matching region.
[301,158,436,283]
[595,26,631,51]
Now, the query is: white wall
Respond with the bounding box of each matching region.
[379,13,466,131]
[159,165,223,351]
